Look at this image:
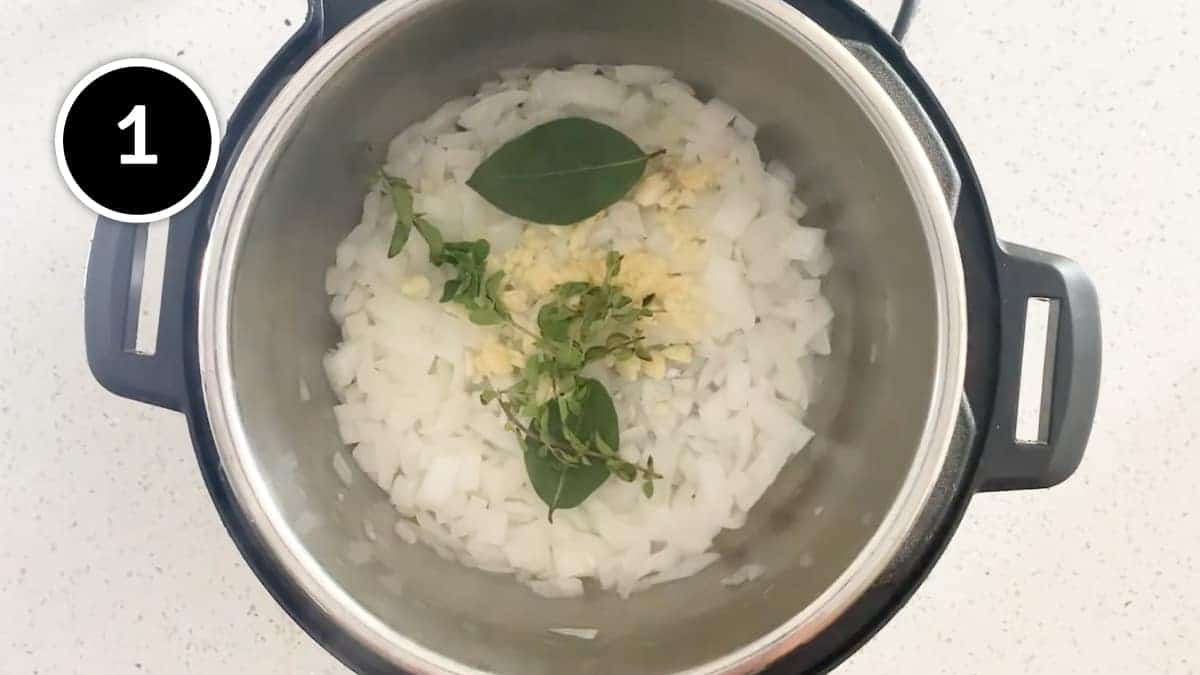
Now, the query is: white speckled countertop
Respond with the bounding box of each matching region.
[2,1,1197,673]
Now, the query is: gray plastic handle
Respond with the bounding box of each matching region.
[977,243,1102,491]
[891,0,920,41]
[82,0,377,411]
[84,4,326,410]
[85,213,196,411]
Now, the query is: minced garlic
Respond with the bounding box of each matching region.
[633,172,671,207]
[615,356,642,382]
[471,334,524,380]
[399,274,431,299]
[487,160,725,385]
[642,353,667,380]
[676,162,717,191]
[501,288,531,314]
[662,344,694,364]
[633,160,719,212]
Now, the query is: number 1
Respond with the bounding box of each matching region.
[118,105,158,165]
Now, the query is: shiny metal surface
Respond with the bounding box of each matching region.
[198,0,967,672]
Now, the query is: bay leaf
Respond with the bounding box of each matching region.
[523,378,619,519]
[467,117,658,225]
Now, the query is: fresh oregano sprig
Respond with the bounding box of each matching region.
[381,174,664,519]
[479,251,666,518]
[381,174,507,326]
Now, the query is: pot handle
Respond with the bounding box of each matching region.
[84,6,328,411]
[85,214,197,411]
[891,0,920,41]
[319,0,919,42]
[976,243,1102,491]
[317,0,381,39]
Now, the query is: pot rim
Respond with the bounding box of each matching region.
[197,0,968,672]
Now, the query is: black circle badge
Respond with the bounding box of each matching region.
[55,58,218,223]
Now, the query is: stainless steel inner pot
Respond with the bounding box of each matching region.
[198,0,967,672]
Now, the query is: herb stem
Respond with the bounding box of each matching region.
[491,392,659,479]
[495,396,536,438]
[509,320,541,343]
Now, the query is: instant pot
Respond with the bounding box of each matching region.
[84,0,1102,672]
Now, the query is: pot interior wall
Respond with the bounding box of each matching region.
[223,0,942,672]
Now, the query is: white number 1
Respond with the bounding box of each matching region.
[118,105,158,165]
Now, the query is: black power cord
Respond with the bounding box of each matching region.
[892,0,920,41]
